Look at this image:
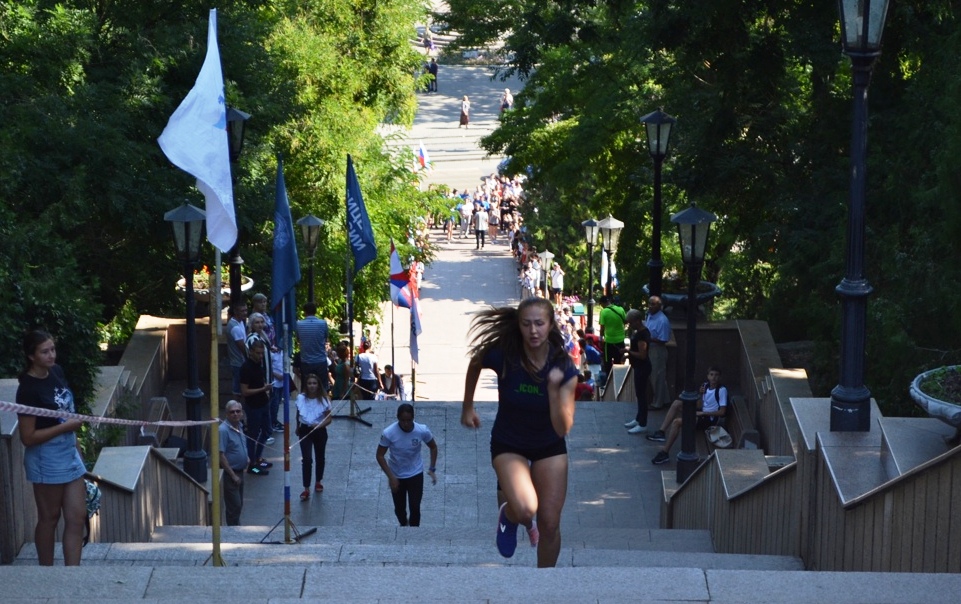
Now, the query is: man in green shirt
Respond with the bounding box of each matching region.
[598,296,627,378]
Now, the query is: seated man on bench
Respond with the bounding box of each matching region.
[647,366,727,465]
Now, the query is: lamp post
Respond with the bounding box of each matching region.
[831,0,889,432]
[582,218,599,333]
[670,202,716,484]
[297,214,324,303]
[538,249,555,299]
[226,107,251,304]
[165,202,208,484]
[597,215,624,296]
[639,108,676,298]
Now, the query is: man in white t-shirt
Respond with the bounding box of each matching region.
[549,263,565,305]
[474,206,489,250]
[376,403,438,527]
[459,202,473,238]
[356,348,382,400]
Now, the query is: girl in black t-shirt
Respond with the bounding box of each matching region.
[461,298,578,568]
[16,329,86,566]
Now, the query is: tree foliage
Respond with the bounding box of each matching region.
[441,0,961,415]
[0,0,432,388]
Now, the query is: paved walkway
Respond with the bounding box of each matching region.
[236,229,665,533]
[372,230,517,403]
[383,64,523,193]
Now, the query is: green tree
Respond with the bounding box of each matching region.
[0,0,435,389]
[441,0,961,416]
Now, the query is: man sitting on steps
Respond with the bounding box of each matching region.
[647,366,727,465]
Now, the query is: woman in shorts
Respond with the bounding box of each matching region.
[16,329,87,566]
[461,298,578,567]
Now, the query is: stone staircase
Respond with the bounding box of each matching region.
[11,524,961,602]
[57,525,800,570]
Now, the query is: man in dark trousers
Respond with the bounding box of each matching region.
[240,340,273,476]
[427,58,438,93]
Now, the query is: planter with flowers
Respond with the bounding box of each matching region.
[176,265,254,303]
[909,365,961,445]
[642,270,722,317]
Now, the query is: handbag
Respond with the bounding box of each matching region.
[706,425,733,448]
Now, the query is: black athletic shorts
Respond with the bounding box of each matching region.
[490,438,567,463]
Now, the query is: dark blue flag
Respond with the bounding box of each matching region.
[272,155,301,335]
[346,154,377,272]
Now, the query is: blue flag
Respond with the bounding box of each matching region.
[272,155,301,334]
[346,154,377,273]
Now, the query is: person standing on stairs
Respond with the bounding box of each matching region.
[16,330,87,565]
[623,309,652,435]
[474,203,489,249]
[295,373,332,500]
[427,58,438,93]
[459,95,471,128]
[219,400,249,526]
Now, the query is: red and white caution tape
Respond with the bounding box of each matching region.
[0,399,219,427]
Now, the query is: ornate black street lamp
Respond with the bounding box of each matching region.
[225,107,250,304]
[165,202,208,484]
[297,214,325,304]
[670,203,716,484]
[831,0,890,432]
[597,215,624,296]
[582,218,599,333]
[640,108,676,298]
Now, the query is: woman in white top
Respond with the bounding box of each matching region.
[295,373,332,500]
[459,95,470,128]
[549,263,565,305]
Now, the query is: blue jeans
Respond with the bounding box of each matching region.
[270,386,283,426]
[244,405,271,463]
[231,365,243,395]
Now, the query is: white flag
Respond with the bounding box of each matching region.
[158,8,236,253]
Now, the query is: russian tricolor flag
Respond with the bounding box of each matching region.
[389,240,414,309]
[417,141,431,169]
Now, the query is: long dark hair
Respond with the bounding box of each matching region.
[467,298,569,381]
[20,329,54,379]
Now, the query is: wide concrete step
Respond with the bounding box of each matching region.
[151,525,717,552]
[16,526,802,571]
[17,541,802,571]
[5,565,960,603]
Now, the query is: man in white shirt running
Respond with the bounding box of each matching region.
[376,404,438,526]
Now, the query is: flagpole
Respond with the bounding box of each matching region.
[335,161,371,426]
[281,297,292,544]
[258,154,316,544]
[391,299,395,368]
[210,252,225,566]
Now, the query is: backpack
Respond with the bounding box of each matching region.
[83,479,102,546]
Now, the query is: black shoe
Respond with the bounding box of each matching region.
[646,430,667,442]
[257,458,273,469]
[273,422,284,431]
[652,451,670,465]
[247,466,269,476]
